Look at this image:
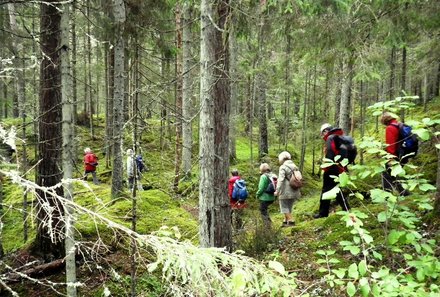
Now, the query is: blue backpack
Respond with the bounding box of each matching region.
[232,179,248,201]
[391,123,418,164]
[135,155,146,173]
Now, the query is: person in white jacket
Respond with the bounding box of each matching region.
[275,151,301,227]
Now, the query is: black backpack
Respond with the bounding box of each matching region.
[391,123,418,164]
[337,135,357,165]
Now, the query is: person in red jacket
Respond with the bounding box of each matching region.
[380,112,409,196]
[228,169,246,229]
[83,147,99,185]
[314,123,350,218]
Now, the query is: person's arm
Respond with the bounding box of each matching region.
[256,175,268,197]
[275,166,286,194]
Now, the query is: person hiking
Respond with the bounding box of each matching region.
[83,147,99,185]
[275,151,301,227]
[126,149,135,190]
[380,112,410,196]
[228,169,247,229]
[256,163,276,226]
[314,123,350,219]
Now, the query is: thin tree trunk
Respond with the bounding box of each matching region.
[283,26,292,150]
[181,2,193,177]
[130,41,139,297]
[400,46,407,121]
[61,3,77,296]
[86,0,95,139]
[174,4,183,192]
[111,0,126,198]
[71,0,78,123]
[199,0,232,251]
[229,16,238,161]
[300,71,309,172]
[389,47,396,101]
[257,74,268,158]
[8,2,29,243]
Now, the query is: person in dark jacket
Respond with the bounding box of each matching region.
[380,112,410,196]
[256,163,276,226]
[314,123,350,219]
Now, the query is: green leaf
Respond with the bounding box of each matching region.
[418,183,436,192]
[412,128,430,141]
[358,260,367,276]
[348,263,359,279]
[377,211,388,222]
[339,172,349,187]
[322,186,340,200]
[268,260,286,275]
[421,243,434,254]
[329,258,341,264]
[372,251,383,260]
[363,233,374,244]
[347,282,356,296]
[388,230,403,245]
[436,144,440,149]
[333,268,346,279]
[360,282,371,297]
[391,164,405,177]
[316,250,326,255]
[355,192,365,200]
[344,245,361,255]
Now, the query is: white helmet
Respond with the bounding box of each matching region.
[320,123,332,133]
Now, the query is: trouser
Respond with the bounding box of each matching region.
[318,169,350,217]
[259,200,274,224]
[382,164,408,195]
[128,176,135,190]
[84,170,99,185]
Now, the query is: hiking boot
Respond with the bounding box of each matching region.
[313,213,326,219]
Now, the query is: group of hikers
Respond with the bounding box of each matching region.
[228,111,416,228]
[82,147,147,189]
[81,111,416,227]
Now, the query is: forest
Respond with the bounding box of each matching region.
[0,0,439,296]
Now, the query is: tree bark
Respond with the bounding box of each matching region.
[199,0,232,251]
[339,57,353,134]
[229,15,238,161]
[257,74,268,158]
[36,0,64,260]
[111,0,126,198]
[174,4,183,192]
[60,3,77,296]
[182,2,193,177]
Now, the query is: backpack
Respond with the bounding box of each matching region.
[289,167,303,190]
[264,174,276,194]
[391,123,418,163]
[135,155,146,173]
[232,179,249,201]
[337,135,357,165]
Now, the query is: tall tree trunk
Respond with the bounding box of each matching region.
[400,46,407,121]
[300,70,309,172]
[339,57,353,134]
[283,25,292,150]
[111,0,126,198]
[174,4,183,192]
[199,0,232,250]
[181,2,193,177]
[229,15,238,161]
[8,2,29,243]
[60,3,77,296]
[434,133,440,217]
[389,46,396,101]
[35,0,64,260]
[71,0,78,123]
[258,74,268,158]
[86,0,95,138]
